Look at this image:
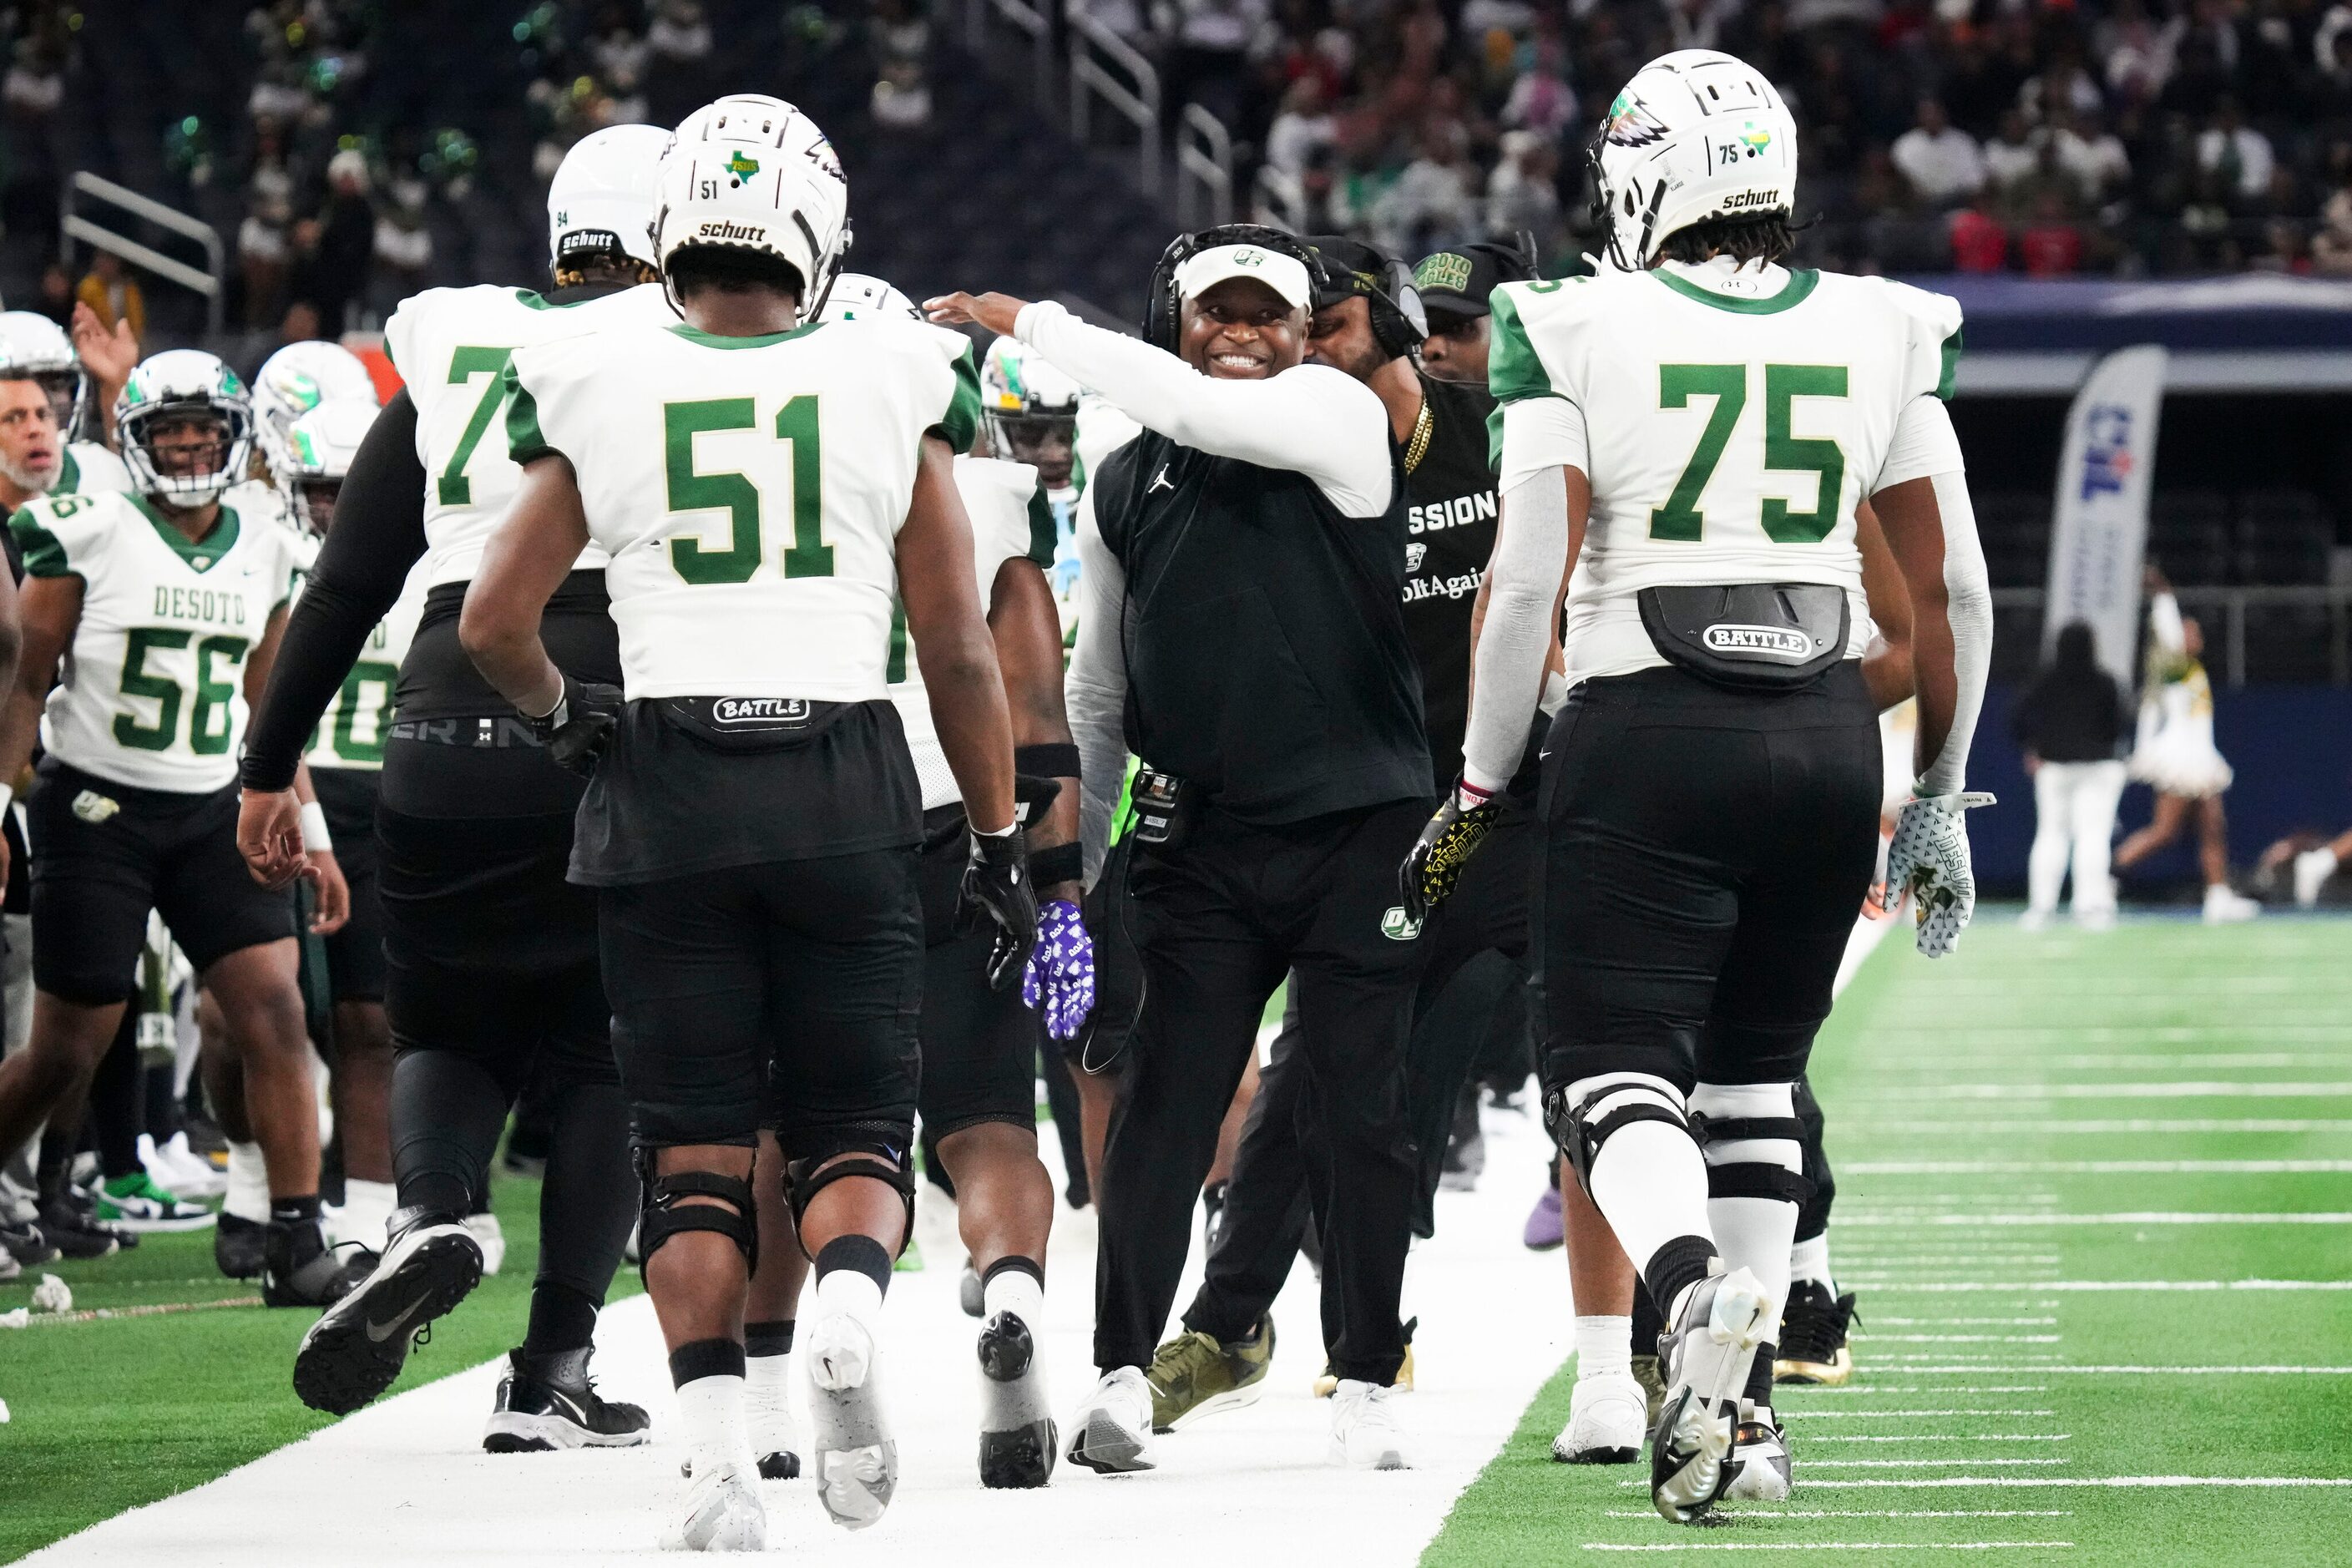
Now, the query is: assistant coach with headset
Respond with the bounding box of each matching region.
[929,225,1431,1475]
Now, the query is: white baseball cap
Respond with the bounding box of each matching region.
[1174,242,1313,311]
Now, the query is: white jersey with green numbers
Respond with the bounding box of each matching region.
[10,490,299,792]
[503,315,982,701]
[385,282,678,589]
[301,567,427,773]
[890,454,1052,809]
[58,442,133,496]
[1489,260,1961,687]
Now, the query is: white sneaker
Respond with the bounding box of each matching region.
[1065,1366,1156,1474]
[463,1212,507,1275]
[2017,907,2054,932]
[745,1360,802,1480]
[1328,1378,1410,1469]
[666,1454,766,1552]
[143,1132,224,1198]
[1651,1267,1770,1524]
[1552,1370,1646,1464]
[2294,847,2339,908]
[2074,904,2117,931]
[2203,885,2260,924]
[806,1314,896,1529]
[1723,1404,1793,1501]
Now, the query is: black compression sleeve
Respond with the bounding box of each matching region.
[240,388,429,792]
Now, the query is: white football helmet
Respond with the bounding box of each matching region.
[653,94,849,318]
[1591,50,1798,271]
[267,396,377,535]
[0,311,85,435]
[253,340,377,478]
[979,337,1080,462]
[816,271,917,322]
[116,350,254,508]
[549,122,668,272]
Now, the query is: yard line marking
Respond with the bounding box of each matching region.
[1793,1386,2051,1394]
[1601,1511,2074,1520]
[1796,1477,2352,1489]
[1798,1459,2071,1468]
[1782,1411,2056,1419]
[1806,1435,2072,1444]
[1834,1212,2352,1227]
[1864,1319,2057,1327]
[1854,1279,2352,1292]
[1844,1161,2352,1175]
[1850,1335,2063,1344]
[1881,1365,2352,1374]
[1579,1545,2076,1554]
[1866,1083,2352,1100]
[1873,1120,2352,1133]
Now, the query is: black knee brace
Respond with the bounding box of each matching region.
[1548,1080,1691,1199]
[635,1146,758,1276]
[784,1128,917,1257]
[1689,1112,1816,1205]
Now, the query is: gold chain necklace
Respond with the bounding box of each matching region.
[1404,398,1434,474]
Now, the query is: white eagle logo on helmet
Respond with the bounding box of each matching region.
[1603,90,1672,149]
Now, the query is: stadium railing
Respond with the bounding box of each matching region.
[1991,584,2352,686]
[59,172,225,337]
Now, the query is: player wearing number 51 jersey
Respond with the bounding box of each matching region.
[463,94,1029,1552]
[0,350,359,1305]
[1419,49,1993,1526]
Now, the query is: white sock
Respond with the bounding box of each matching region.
[1692,1082,1803,1323]
[814,1264,885,1338]
[1788,1232,1834,1296]
[1587,1120,1712,1281]
[339,1179,396,1252]
[676,1373,751,1477]
[1574,1315,1632,1379]
[746,1350,792,1396]
[224,1141,271,1223]
[980,1262,1044,1328]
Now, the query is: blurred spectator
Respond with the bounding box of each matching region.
[871,0,933,129]
[1984,109,2039,196]
[288,148,374,334]
[2314,185,2352,273]
[76,251,145,341]
[1498,38,1577,140]
[1950,199,2010,272]
[371,174,433,311]
[1485,128,1560,243]
[1267,77,1336,177]
[2,36,63,251]
[2017,188,2086,276]
[2044,108,2132,208]
[646,0,711,63]
[238,119,296,330]
[1368,124,1479,258]
[33,260,73,328]
[1167,0,1269,128]
[2197,99,2274,200]
[1892,99,1985,208]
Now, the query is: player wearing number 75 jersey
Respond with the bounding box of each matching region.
[0,349,359,1306]
[462,95,1031,1553]
[1406,49,1993,1528]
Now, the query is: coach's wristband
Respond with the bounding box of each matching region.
[300,801,334,852]
[1029,840,1082,888]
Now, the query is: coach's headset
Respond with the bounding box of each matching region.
[1143,225,1428,362]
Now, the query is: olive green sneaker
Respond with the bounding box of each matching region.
[1145,1315,1274,1433]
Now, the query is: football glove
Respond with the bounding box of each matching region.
[1399,781,1504,928]
[1022,898,1095,1041]
[1884,791,1996,959]
[528,674,622,777]
[959,826,1039,992]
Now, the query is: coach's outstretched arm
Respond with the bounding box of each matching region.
[923,291,1391,516]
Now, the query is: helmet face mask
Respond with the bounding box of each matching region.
[654,95,850,322]
[253,341,377,480]
[117,351,255,509]
[1589,50,1799,272]
[266,396,377,536]
[979,337,1081,483]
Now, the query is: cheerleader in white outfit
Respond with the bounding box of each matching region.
[2113,570,2259,922]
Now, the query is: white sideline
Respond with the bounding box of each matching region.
[19,1103,1575,1568]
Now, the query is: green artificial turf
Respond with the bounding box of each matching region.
[0,1171,635,1563]
[1422,913,2352,1565]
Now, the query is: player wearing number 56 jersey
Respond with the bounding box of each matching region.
[463,95,1030,1552]
[1419,50,1993,1525]
[0,350,360,1307]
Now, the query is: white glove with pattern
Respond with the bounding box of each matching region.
[1884,791,1995,959]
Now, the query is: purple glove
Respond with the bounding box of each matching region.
[1021,898,1096,1041]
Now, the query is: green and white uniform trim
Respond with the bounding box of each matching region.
[9,490,300,792]
[57,442,134,497]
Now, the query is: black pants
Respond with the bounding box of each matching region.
[1095,798,1428,1384]
[1184,801,1537,1347]
[1535,663,1881,1099]
[1794,1074,1837,1243]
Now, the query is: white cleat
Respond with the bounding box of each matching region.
[977,1309,1056,1488]
[1328,1378,1411,1470]
[463,1212,507,1274]
[2016,908,2054,933]
[2203,885,2260,924]
[1065,1366,1156,1474]
[1722,1404,1793,1501]
[746,1363,802,1480]
[666,1454,766,1552]
[1650,1267,1771,1524]
[806,1314,896,1529]
[2293,847,2338,908]
[1552,1370,1647,1464]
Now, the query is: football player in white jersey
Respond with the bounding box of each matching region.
[0,311,134,497]
[1414,49,1993,1523]
[0,350,362,1302]
[462,98,1030,1550]
[242,124,674,1446]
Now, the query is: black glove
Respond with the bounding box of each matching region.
[527,674,623,777]
[959,825,1039,992]
[1399,782,1502,928]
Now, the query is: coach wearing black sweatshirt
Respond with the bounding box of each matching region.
[931,228,1431,1475]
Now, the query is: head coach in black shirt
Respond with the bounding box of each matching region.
[929,226,1431,1474]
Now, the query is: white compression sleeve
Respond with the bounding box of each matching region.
[1014,301,1393,516]
[1917,468,1991,797]
[1066,485,1132,888]
[1461,466,1572,793]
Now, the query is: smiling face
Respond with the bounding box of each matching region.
[1179,277,1305,380]
[0,377,61,495]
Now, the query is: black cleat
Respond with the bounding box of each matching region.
[260,1217,368,1308]
[215,1211,266,1278]
[292,1208,482,1413]
[483,1347,650,1451]
[1773,1281,1858,1386]
[1,1216,59,1265]
[36,1196,126,1258]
